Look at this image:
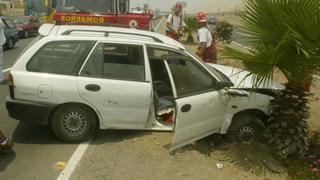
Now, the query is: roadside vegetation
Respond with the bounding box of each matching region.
[222,0,320,178]
[215,20,233,44]
[183,16,197,43]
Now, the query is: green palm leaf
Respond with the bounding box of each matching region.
[222,0,320,87]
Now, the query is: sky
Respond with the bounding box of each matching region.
[130,0,244,13]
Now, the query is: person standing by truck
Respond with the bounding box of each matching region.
[195,12,217,63]
[166,3,185,41]
[0,13,7,84]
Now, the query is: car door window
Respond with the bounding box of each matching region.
[81,43,145,82]
[27,41,95,75]
[168,58,217,97]
[5,20,15,28]
[148,48,216,97]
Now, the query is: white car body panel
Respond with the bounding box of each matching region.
[209,64,284,90]
[220,92,272,134]
[170,90,228,151]
[78,77,152,129]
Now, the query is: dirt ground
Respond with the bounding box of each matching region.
[72,130,287,180]
[69,42,320,180]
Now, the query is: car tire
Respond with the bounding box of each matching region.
[7,38,15,49]
[226,114,265,142]
[24,31,29,38]
[51,104,97,142]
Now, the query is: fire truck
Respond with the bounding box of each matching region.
[44,0,153,30]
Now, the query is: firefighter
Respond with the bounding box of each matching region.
[166,3,185,41]
[195,12,217,63]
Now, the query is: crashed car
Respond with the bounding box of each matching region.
[6,24,283,151]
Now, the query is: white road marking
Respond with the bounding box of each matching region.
[57,141,90,180]
[154,18,163,31]
[3,68,11,72]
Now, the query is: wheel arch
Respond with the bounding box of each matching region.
[220,109,268,134]
[233,109,268,125]
[48,102,101,129]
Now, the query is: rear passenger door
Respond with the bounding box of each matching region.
[78,43,152,129]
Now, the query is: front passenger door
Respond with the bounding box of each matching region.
[161,51,229,151]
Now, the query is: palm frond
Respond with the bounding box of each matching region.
[223,0,320,87]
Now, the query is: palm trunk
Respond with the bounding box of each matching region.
[265,83,310,160]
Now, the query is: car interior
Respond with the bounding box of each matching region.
[148,49,175,125]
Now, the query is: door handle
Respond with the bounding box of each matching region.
[85,84,101,92]
[181,104,191,113]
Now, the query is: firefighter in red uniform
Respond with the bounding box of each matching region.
[166,3,185,41]
[195,12,217,63]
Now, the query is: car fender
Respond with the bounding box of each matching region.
[219,92,271,134]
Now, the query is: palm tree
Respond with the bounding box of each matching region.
[222,0,320,160]
[183,16,197,43]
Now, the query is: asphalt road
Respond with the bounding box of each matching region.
[0,19,166,180]
[0,37,79,180]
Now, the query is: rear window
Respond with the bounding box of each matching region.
[27,41,95,75]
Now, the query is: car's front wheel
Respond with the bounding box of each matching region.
[51,104,97,142]
[226,114,265,142]
[7,38,15,49]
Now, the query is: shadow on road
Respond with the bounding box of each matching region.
[4,47,18,51]
[12,122,152,145]
[12,122,62,144]
[0,151,16,172]
[91,130,152,145]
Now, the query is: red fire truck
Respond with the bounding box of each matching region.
[46,0,153,30]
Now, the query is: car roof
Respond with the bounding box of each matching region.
[39,24,186,51]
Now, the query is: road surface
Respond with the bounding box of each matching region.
[0,19,167,180]
[0,37,79,180]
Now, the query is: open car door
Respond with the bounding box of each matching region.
[170,91,228,151]
[163,55,228,152]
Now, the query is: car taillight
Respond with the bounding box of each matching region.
[8,73,15,99]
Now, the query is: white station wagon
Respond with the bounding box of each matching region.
[6,24,283,151]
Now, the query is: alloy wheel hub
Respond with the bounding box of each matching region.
[236,126,255,139]
[62,112,87,136]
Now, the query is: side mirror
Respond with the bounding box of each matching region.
[51,0,57,8]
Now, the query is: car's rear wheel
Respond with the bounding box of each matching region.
[7,38,15,49]
[24,31,29,38]
[51,104,97,142]
[226,114,265,142]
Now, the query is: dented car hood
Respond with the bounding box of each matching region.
[209,64,284,90]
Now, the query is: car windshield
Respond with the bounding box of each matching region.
[56,0,115,13]
[15,17,30,25]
